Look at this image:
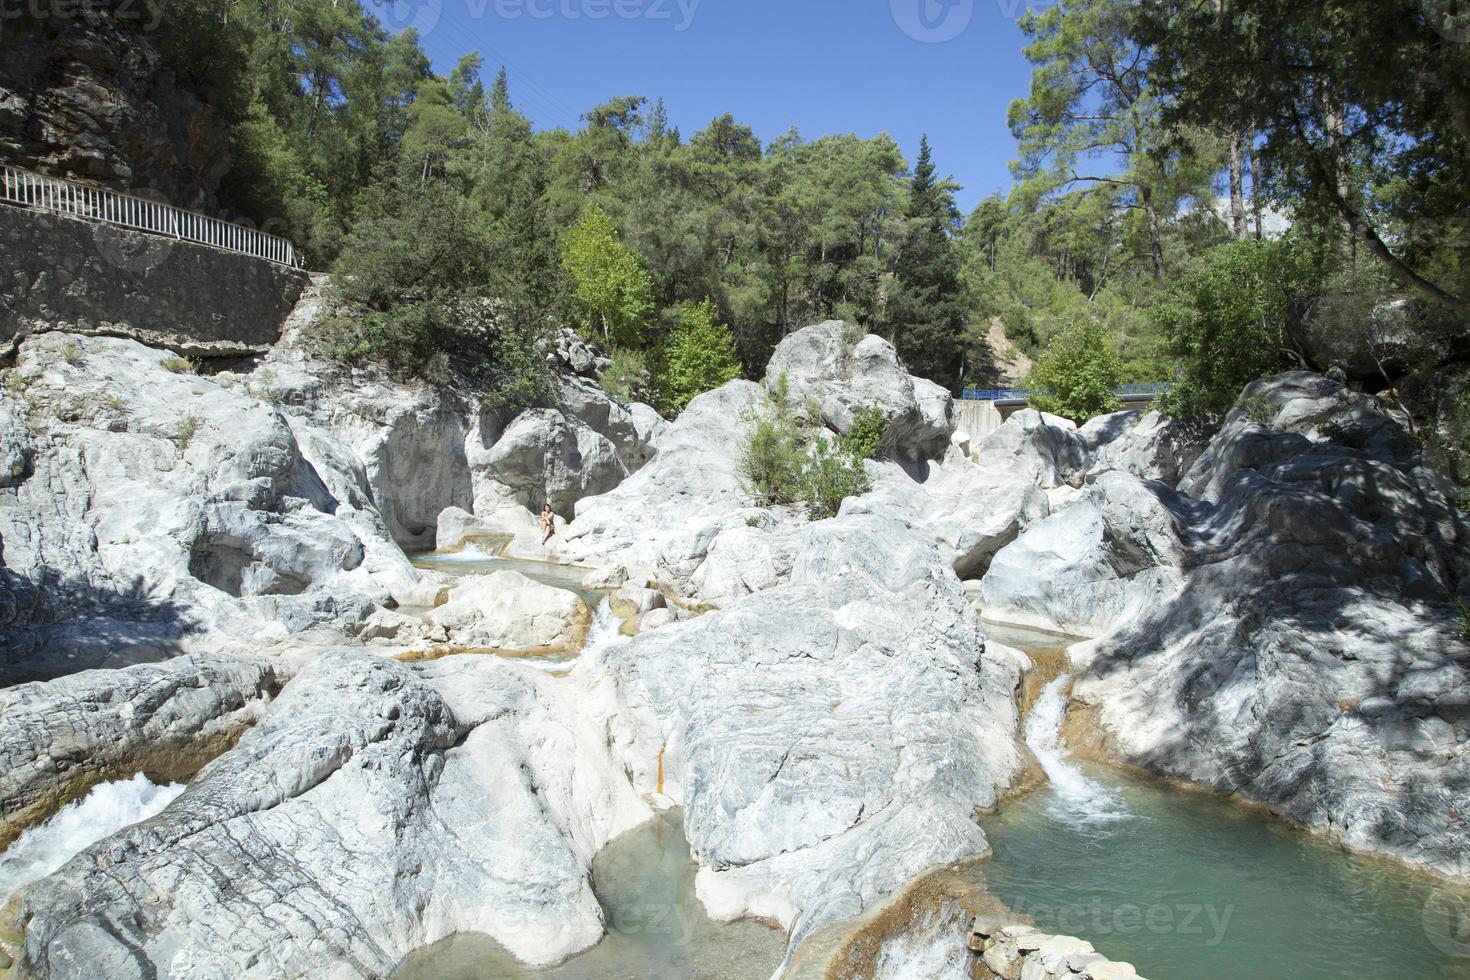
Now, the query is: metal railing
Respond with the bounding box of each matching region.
[1,164,300,268]
[961,382,1174,402]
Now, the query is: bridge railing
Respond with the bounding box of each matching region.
[960,382,1174,402]
[0,164,300,268]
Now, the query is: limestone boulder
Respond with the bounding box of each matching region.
[426,570,590,651]
[852,449,1051,580]
[978,471,1194,637]
[479,409,627,521]
[0,654,288,850]
[560,379,768,586]
[999,373,1470,880]
[574,514,1026,965]
[14,652,651,979]
[0,334,421,679]
[764,321,953,463]
[974,409,1088,489]
[1081,410,1205,487]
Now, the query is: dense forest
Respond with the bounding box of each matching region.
[150,0,1467,483]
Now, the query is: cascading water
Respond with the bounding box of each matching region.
[0,774,184,900]
[582,597,623,655]
[1024,675,1132,829]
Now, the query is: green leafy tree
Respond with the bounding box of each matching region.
[1137,0,1470,312]
[1154,236,1324,421]
[562,206,655,348]
[1025,318,1123,422]
[660,301,743,412]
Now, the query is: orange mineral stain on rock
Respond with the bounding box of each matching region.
[656,746,666,796]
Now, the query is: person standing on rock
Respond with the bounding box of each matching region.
[539,504,557,546]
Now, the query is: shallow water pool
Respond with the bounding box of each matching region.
[976,676,1470,979]
[394,811,786,980]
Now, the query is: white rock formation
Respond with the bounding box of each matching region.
[15,652,651,979]
[0,654,288,849]
[973,409,1088,489]
[990,373,1470,880]
[978,471,1193,636]
[0,334,420,677]
[1080,410,1205,486]
[574,514,1025,966]
[426,570,589,650]
[854,448,1050,579]
[764,320,953,463]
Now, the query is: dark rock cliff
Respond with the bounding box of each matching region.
[0,0,229,210]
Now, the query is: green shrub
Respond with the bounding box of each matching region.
[320,295,551,412]
[60,342,82,366]
[1154,235,1324,422]
[840,406,888,461]
[1457,599,1470,642]
[1238,394,1276,428]
[797,435,872,519]
[1024,317,1122,424]
[600,347,656,405]
[174,414,202,450]
[737,377,874,517]
[659,300,742,413]
[738,380,805,506]
[162,356,193,375]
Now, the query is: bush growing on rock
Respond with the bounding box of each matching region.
[737,376,874,517]
[599,347,656,404]
[841,406,888,461]
[797,435,872,518]
[738,377,805,506]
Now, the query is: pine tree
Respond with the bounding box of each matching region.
[887,136,967,390]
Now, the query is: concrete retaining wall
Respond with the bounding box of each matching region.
[954,398,1003,440]
[0,205,307,358]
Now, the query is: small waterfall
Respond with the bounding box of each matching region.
[872,930,974,980]
[582,597,624,656]
[1025,675,1132,828]
[0,774,184,900]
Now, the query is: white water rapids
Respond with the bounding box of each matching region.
[0,774,184,901]
[1024,675,1133,829]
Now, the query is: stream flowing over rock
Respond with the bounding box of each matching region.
[15,652,651,979]
[984,372,1470,880]
[4,302,1469,979]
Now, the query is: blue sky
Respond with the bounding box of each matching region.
[389,0,1041,213]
